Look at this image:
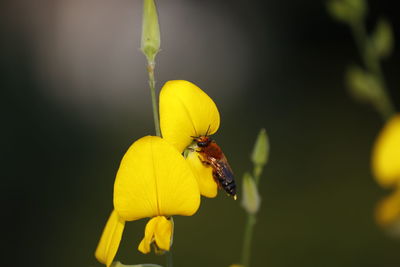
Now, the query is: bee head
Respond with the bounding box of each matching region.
[193,136,212,147]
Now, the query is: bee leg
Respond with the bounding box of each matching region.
[198,156,211,166]
[187,147,203,154]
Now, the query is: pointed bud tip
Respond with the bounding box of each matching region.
[141,0,161,62]
[251,128,269,167]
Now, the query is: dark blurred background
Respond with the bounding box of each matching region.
[1,1,400,267]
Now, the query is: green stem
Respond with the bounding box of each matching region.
[166,250,173,267]
[241,214,256,267]
[241,166,262,267]
[165,216,174,267]
[350,19,395,121]
[253,165,262,186]
[147,60,161,137]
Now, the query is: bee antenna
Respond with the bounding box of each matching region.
[205,125,211,137]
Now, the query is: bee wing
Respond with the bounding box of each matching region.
[213,154,234,182]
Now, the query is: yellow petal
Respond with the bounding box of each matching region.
[154,216,173,251]
[138,216,173,254]
[186,150,218,198]
[114,136,200,221]
[372,114,400,187]
[375,189,400,227]
[95,210,125,267]
[159,80,220,152]
[138,216,158,254]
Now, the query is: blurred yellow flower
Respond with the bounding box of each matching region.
[159,80,221,198]
[95,136,200,265]
[372,114,400,233]
[372,114,400,187]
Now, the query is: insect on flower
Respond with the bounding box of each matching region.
[192,131,237,200]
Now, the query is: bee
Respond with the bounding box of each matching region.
[193,134,237,200]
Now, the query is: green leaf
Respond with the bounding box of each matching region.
[141,0,161,63]
[241,173,261,214]
[111,261,163,267]
[251,128,269,167]
[372,17,394,58]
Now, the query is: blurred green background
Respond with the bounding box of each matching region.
[1,1,400,267]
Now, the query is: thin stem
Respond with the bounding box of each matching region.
[147,60,161,137]
[165,216,174,267]
[241,166,262,267]
[166,250,173,267]
[253,165,262,186]
[350,19,395,121]
[241,214,256,267]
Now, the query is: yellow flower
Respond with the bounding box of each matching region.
[159,80,221,198]
[95,136,200,265]
[372,114,400,188]
[114,136,200,220]
[96,80,225,265]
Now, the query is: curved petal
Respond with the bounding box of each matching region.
[138,217,157,254]
[372,114,400,187]
[138,216,173,254]
[160,80,220,152]
[114,136,200,221]
[95,210,125,267]
[186,150,218,198]
[154,216,173,251]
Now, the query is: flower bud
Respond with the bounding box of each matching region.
[326,0,366,24]
[372,18,394,59]
[251,128,269,168]
[141,0,160,63]
[346,65,381,103]
[241,173,261,214]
